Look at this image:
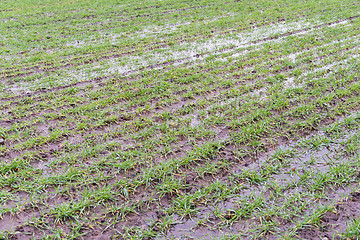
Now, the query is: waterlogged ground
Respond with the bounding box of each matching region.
[0,0,360,239]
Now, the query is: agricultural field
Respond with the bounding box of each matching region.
[0,0,360,239]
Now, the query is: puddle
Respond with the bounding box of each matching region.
[165,212,226,240]
[65,40,86,48]
[329,19,349,27]
[189,114,200,127]
[33,160,50,172]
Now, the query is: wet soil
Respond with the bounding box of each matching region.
[1,2,360,238]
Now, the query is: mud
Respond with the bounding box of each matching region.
[296,190,360,240]
[1,2,360,238]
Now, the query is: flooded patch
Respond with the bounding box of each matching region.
[283,77,303,89]
[65,40,87,48]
